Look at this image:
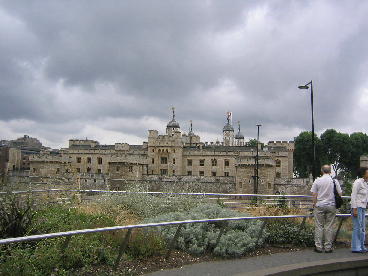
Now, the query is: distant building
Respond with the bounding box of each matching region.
[28,109,294,193]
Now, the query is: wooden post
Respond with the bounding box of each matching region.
[334,217,345,243]
[114,229,132,270]
[165,225,183,259]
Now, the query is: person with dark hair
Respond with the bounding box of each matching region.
[310,165,342,253]
[351,167,368,253]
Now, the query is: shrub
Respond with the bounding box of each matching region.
[106,192,205,218]
[0,193,35,238]
[266,219,314,246]
[147,203,266,257]
[127,230,166,259]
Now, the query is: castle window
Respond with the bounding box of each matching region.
[224,172,230,177]
[187,159,192,166]
[32,168,37,173]
[199,171,204,176]
[152,158,155,164]
[276,159,281,167]
[173,158,176,164]
[239,182,242,188]
[129,166,133,172]
[276,172,281,178]
[97,169,102,174]
[224,159,230,167]
[173,149,175,153]
[152,149,155,152]
[87,157,91,164]
[173,170,175,175]
[160,169,168,176]
[161,157,168,164]
[77,157,81,163]
[268,182,272,189]
[212,171,217,176]
[56,168,60,174]
[87,167,91,173]
[98,157,103,164]
[200,159,205,166]
[76,168,81,173]
[187,170,192,176]
[211,159,217,166]
[116,166,120,172]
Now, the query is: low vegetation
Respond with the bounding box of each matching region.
[0,192,316,275]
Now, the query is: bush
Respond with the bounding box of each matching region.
[0,204,118,276]
[266,219,314,246]
[127,230,166,259]
[0,193,35,238]
[147,203,266,257]
[107,192,205,218]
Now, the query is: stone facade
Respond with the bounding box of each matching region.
[360,155,368,168]
[26,110,294,193]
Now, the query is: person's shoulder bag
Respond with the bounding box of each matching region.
[332,178,343,209]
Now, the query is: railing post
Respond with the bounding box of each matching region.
[114,229,132,270]
[215,223,227,248]
[255,220,267,247]
[297,217,307,236]
[165,224,183,259]
[61,236,72,256]
[334,217,345,243]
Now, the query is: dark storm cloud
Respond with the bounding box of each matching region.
[0,0,368,147]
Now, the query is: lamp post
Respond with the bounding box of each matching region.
[254,125,262,194]
[298,80,316,180]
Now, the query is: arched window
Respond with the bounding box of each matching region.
[276,159,281,167]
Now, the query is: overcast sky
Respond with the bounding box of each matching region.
[0,0,368,148]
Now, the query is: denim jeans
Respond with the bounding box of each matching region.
[314,205,336,250]
[351,207,366,252]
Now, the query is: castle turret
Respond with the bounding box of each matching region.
[235,121,245,146]
[166,107,180,136]
[223,112,234,146]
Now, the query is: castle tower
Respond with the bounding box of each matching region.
[166,107,180,136]
[223,112,234,146]
[235,121,245,146]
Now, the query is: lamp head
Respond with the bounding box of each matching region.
[298,85,309,89]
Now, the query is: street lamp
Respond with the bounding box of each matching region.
[298,80,316,180]
[253,124,262,194]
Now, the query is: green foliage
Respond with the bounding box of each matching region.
[320,129,351,176]
[294,129,368,178]
[0,204,117,276]
[294,131,323,178]
[108,192,205,218]
[266,220,314,246]
[127,231,166,259]
[0,193,35,238]
[147,204,266,257]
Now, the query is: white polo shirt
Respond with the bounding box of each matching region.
[310,174,342,207]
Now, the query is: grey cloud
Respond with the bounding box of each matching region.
[0,0,368,147]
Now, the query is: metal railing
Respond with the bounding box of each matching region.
[0,188,352,199]
[0,213,356,270]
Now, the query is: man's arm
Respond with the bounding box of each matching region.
[312,192,318,208]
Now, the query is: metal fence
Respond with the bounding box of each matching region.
[0,213,356,270]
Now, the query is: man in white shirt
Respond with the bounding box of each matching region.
[310,165,342,253]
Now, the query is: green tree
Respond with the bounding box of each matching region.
[347,132,368,177]
[320,129,351,176]
[294,131,322,178]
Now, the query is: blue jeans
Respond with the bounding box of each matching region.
[351,207,366,252]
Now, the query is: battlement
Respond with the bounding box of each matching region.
[69,139,99,148]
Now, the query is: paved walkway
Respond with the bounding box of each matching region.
[147,248,368,276]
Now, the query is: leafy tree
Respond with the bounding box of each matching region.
[320,129,351,176]
[347,132,368,178]
[294,131,323,178]
[248,139,264,148]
